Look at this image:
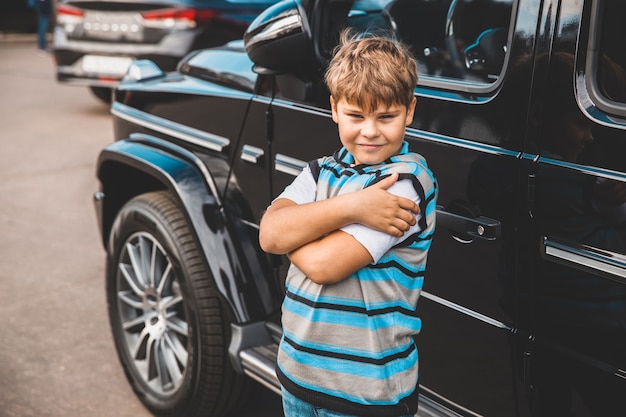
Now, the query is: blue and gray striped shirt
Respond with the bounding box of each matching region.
[276,142,438,417]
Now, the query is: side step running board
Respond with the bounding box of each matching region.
[229,322,281,395]
[240,343,281,395]
[229,321,464,417]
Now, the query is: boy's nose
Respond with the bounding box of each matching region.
[360,120,379,138]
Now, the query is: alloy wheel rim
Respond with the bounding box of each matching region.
[116,231,189,396]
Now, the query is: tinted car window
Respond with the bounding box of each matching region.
[594,1,626,106]
[332,0,514,86]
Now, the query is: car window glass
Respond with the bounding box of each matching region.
[595,1,626,105]
[323,0,514,87]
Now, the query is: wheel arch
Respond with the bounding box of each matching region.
[95,133,277,323]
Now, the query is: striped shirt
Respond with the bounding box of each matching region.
[276,142,438,417]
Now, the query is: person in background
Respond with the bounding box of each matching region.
[28,0,52,52]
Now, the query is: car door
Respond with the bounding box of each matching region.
[521,1,626,415]
[393,0,533,415]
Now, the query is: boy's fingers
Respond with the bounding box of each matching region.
[391,220,413,236]
[373,175,420,214]
[373,172,399,189]
[398,197,420,214]
[387,227,403,237]
[404,211,417,226]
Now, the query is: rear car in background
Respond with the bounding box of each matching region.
[52,0,278,102]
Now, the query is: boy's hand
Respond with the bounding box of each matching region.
[352,172,420,237]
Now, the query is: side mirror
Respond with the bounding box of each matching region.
[243,0,310,74]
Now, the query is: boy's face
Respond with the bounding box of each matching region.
[331,97,416,165]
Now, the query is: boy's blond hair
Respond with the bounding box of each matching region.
[325,30,417,112]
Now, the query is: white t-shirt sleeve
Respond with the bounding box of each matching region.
[274,165,316,205]
[341,179,423,263]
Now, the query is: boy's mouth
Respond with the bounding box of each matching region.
[358,143,384,150]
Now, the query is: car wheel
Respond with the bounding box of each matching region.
[106,191,247,417]
[89,86,112,103]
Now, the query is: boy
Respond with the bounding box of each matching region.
[259,31,438,417]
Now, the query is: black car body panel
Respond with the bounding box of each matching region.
[96,0,626,416]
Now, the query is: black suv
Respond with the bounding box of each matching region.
[95,1,626,416]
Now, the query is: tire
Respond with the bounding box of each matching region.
[89,86,112,103]
[106,191,247,417]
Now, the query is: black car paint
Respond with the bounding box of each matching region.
[97,0,626,415]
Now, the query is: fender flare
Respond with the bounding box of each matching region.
[95,133,279,323]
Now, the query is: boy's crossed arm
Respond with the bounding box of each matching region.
[287,228,371,285]
[259,173,420,284]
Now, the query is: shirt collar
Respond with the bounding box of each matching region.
[334,141,410,167]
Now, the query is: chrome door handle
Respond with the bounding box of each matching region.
[436,205,501,242]
[275,154,307,176]
[241,145,264,164]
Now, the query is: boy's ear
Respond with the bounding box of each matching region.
[405,97,417,126]
[330,96,338,123]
